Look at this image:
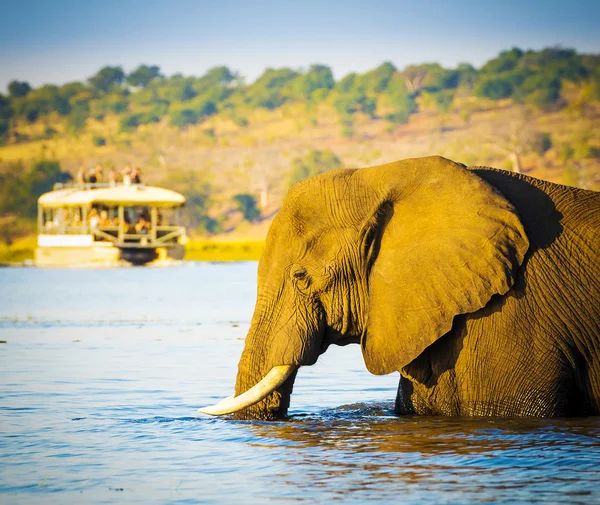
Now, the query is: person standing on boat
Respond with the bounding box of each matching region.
[95,163,104,183]
[108,166,119,186]
[122,164,132,185]
[132,167,142,184]
[89,208,99,229]
[77,165,86,186]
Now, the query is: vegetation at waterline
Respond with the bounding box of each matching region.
[0,234,36,264]
[0,237,265,265]
[1,46,599,247]
[184,239,264,262]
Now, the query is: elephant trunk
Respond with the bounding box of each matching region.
[230,340,298,420]
[198,291,323,420]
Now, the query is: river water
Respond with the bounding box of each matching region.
[1,263,599,504]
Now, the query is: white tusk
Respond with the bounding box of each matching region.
[198,365,296,416]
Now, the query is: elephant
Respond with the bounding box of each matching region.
[200,156,600,420]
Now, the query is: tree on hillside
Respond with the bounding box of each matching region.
[233,194,260,222]
[400,63,452,94]
[455,63,478,92]
[474,77,513,100]
[421,89,455,114]
[127,65,162,88]
[522,47,589,82]
[200,66,237,86]
[362,62,397,93]
[246,68,298,110]
[380,76,417,124]
[514,73,561,109]
[12,84,71,122]
[287,149,343,189]
[484,108,544,174]
[167,94,217,129]
[336,73,358,93]
[8,80,32,98]
[89,66,126,93]
[161,76,197,102]
[66,104,89,135]
[480,47,523,74]
[296,64,335,100]
[0,160,72,218]
[0,93,12,137]
[168,107,197,128]
[93,92,129,118]
[334,91,376,118]
[60,81,87,96]
[164,169,220,233]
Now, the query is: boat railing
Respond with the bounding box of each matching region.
[40,222,184,247]
[53,181,146,191]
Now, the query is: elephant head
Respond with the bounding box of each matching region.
[200,156,529,420]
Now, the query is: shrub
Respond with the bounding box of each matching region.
[196,216,222,234]
[233,115,248,127]
[287,149,343,188]
[530,132,552,155]
[65,105,88,135]
[0,160,72,218]
[119,113,142,131]
[93,136,107,146]
[119,109,161,131]
[44,126,58,138]
[474,77,513,100]
[515,74,562,109]
[233,194,260,222]
[382,77,417,124]
[168,108,197,128]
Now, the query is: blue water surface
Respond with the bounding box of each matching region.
[1,263,599,504]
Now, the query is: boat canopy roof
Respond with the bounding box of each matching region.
[38,185,186,208]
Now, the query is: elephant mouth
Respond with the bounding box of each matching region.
[198,365,297,416]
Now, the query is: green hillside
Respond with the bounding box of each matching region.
[1,46,599,245]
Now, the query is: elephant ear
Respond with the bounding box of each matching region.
[358,156,529,375]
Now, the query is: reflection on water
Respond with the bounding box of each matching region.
[249,408,600,504]
[1,264,599,505]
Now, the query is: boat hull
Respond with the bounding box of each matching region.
[35,243,184,266]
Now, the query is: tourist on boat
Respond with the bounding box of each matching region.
[53,208,68,231]
[132,167,142,184]
[122,164,132,185]
[95,163,104,183]
[89,208,99,228]
[123,210,133,232]
[99,210,111,226]
[108,166,119,186]
[77,165,86,185]
[134,213,150,234]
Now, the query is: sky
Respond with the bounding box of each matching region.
[1,0,599,91]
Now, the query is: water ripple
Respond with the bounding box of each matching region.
[1,265,600,505]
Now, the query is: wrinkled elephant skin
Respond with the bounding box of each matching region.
[211,156,600,420]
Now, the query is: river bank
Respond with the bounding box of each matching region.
[0,235,265,265]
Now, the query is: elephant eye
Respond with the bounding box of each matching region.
[292,269,307,280]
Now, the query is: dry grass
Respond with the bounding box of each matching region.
[1,95,599,243]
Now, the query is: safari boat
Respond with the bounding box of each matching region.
[35,182,187,266]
